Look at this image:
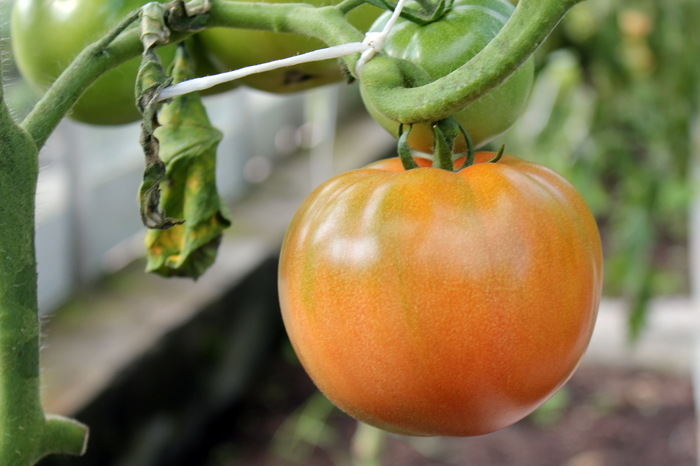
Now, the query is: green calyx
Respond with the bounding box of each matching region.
[367,0,453,25]
[398,118,505,172]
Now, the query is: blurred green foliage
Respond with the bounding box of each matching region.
[502,0,700,340]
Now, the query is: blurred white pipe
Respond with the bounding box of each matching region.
[305,86,339,188]
[689,112,700,465]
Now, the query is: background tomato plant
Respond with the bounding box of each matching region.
[502,0,700,338]
[360,0,534,154]
[278,152,602,436]
[10,0,223,125]
[199,0,382,94]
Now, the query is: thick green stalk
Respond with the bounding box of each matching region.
[359,0,585,123]
[336,0,371,14]
[0,79,87,464]
[208,1,365,53]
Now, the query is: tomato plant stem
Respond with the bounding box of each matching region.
[336,0,369,14]
[208,0,365,62]
[0,78,88,464]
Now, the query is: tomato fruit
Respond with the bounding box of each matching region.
[11,0,221,125]
[360,0,534,153]
[198,0,382,93]
[278,153,602,436]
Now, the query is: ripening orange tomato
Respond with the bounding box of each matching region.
[278,153,602,436]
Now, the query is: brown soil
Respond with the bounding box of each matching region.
[190,343,696,466]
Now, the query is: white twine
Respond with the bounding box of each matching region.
[355,0,407,76]
[157,0,408,102]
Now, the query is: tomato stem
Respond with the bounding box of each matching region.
[337,0,370,14]
[208,1,364,46]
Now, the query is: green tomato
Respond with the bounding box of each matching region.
[360,0,534,153]
[199,0,382,94]
[11,0,222,126]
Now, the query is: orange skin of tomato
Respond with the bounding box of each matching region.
[278,153,602,437]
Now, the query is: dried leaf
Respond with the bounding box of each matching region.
[144,46,231,278]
